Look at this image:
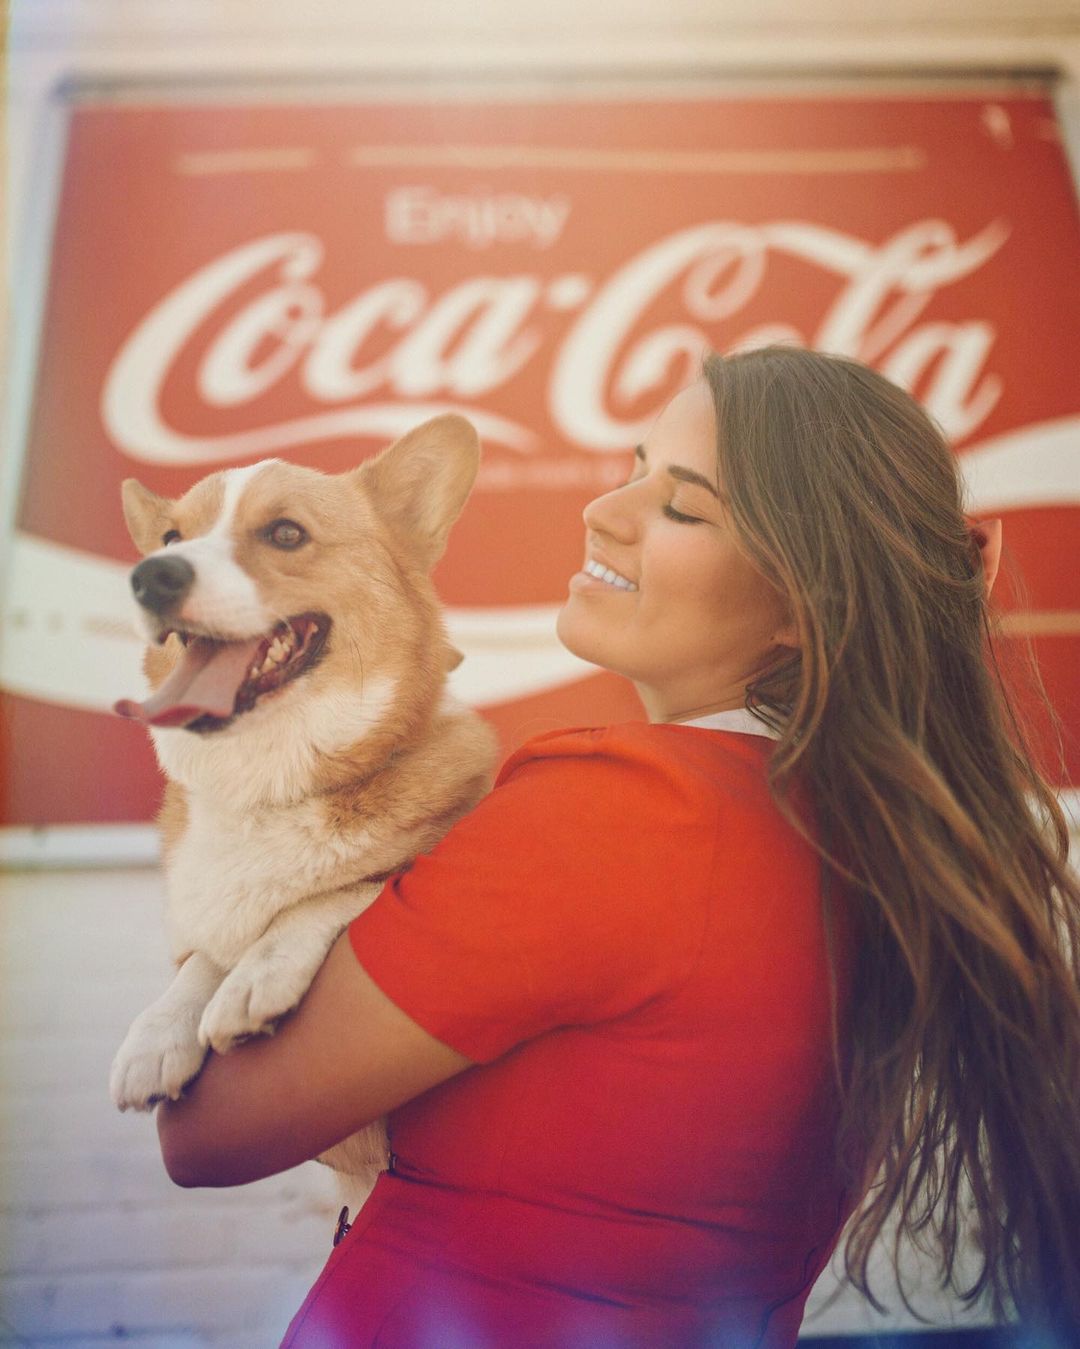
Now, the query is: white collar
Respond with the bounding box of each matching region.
[672,707,781,740]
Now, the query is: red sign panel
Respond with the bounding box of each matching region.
[3,87,1078,828]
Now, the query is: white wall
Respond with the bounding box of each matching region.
[3,2,1079,1344]
[0,867,341,1347]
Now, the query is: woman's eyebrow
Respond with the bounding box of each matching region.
[634,445,721,499]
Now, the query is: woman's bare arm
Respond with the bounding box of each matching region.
[156,932,472,1187]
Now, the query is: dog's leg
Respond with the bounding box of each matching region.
[110,952,225,1112]
[198,882,382,1054]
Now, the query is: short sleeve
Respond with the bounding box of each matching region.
[347,727,716,1063]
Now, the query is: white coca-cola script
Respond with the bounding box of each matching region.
[102,216,1009,466]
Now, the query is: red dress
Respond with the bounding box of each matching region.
[282,722,856,1347]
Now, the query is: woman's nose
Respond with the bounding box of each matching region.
[583,485,638,543]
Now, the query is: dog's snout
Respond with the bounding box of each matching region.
[131,554,195,614]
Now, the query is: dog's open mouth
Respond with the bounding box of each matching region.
[114,613,331,732]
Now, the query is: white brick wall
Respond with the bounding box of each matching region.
[0,867,338,1347]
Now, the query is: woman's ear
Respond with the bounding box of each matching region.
[770,604,801,652]
[966,516,1003,598]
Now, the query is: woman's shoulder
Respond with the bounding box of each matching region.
[495,720,774,798]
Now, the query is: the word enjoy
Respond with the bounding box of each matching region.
[385,187,571,251]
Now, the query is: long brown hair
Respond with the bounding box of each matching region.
[702,346,1080,1332]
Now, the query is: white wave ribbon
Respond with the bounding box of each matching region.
[959,414,1080,513]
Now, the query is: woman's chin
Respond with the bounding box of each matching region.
[555,601,601,666]
[555,602,623,677]
[554,603,582,658]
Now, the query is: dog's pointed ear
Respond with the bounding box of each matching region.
[359,414,480,568]
[121,479,174,556]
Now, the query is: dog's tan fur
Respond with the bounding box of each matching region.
[110,415,496,1189]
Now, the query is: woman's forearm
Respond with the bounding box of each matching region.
[156,932,471,1187]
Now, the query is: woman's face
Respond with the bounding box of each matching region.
[556,381,795,723]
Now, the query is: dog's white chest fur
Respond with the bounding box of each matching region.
[165,797,375,968]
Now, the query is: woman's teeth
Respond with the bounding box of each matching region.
[584,559,638,591]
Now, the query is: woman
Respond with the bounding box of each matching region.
[157,347,1080,1345]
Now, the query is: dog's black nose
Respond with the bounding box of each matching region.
[131,555,195,614]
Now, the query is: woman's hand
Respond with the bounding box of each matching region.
[156,932,472,1187]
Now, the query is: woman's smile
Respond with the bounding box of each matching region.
[568,557,639,593]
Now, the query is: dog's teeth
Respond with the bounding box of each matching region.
[253,633,296,677]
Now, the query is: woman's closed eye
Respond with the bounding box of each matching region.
[622,477,706,523]
[622,472,707,526]
[662,503,706,525]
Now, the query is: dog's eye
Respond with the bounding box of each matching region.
[162,529,182,546]
[267,519,308,550]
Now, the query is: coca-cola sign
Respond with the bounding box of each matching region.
[4,88,1078,832]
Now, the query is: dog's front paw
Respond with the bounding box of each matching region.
[110,1010,207,1112]
[198,942,311,1054]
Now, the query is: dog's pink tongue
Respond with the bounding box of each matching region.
[114,636,263,728]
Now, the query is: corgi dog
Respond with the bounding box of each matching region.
[108,414,496,1188]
